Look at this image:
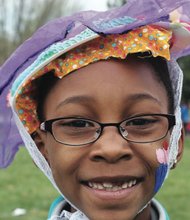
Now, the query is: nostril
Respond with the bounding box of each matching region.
[91,155,106,162]
[91,154,132,163]
[119,154,132,161]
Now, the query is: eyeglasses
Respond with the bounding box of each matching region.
[40,114,175,146]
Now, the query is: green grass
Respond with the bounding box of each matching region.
[0,148,58,220]
[1,137,190,220]
[156,137,190,219]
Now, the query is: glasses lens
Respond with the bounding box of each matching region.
[120,115,169,143]
[52,118,100,145]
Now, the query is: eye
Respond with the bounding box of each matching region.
[123,116,160,130]
[127,118,157,126]
[69,120,93,128]
[57,119,95,128]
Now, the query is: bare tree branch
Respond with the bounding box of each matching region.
[107,0,127,8]
[0,0,82,65]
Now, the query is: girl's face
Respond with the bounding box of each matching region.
[39,59,171,220]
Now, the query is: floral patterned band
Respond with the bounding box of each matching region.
[15,25,172,134]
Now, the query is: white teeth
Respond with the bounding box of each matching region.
[88,179,137,191]
[112,186,120,191]
[132,179,137,185]
[128,181,133,188]
[89,182,93,188]
[105,185,120,191]
[121,182,128,189]
[103,182,113,188]
[93,183,98,189]
[97,184,104,190]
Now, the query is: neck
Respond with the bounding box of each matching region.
[134,204,151,220]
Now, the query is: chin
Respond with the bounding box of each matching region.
[80,206,144,220]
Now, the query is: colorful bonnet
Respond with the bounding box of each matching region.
[1,0,190,198]
[15,25,172,134]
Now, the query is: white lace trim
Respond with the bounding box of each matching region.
[167,60,183,170]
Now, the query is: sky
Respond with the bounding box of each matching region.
[81,0,108,11]
[2,0,110,37]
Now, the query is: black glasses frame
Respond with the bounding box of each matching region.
[40,113,176,146]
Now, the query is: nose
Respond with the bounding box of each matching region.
[89,127,133,163]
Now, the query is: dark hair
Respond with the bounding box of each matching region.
[33,53,174,123]
[32,70,59,122]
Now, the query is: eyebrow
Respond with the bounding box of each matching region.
[57,93,161,110]
[125,93,161,105]
[57,95,96,109]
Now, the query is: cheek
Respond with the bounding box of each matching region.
[47,148,80,201]
[46,135,82,170]
[45,140,70,171]
[46,140,87,188]
[154,140,169,193]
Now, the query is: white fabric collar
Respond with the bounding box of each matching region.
[48,197,169,220]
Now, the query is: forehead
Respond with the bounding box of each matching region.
[43,58,168,117]
[48,58,164,95]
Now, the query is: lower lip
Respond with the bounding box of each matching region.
[83,184,139,200]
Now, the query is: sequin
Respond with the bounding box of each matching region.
[112,43,117,47]
[149,35,154,40]
[18,109,24,114]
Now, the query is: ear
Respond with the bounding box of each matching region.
[32,129,49,162]
[176,128,184,162]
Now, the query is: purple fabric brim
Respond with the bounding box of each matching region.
[1,0,190,168]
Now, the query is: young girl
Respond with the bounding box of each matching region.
[1,0,190,219]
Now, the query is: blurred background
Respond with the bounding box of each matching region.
[0,0,190,219]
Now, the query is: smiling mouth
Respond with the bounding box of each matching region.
[81,177,143,192]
